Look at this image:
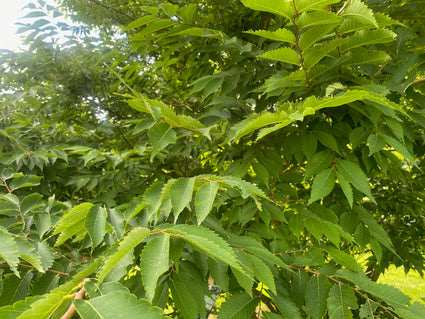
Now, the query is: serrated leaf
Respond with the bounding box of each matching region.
[353,206,396,255]
[337,172,353,208]
[141,234,170,301]
[18,262,97,319]
[259,47,300,65]
[326,246,363,272]
[246,254,276,294]
[123,15,158,31]
[299,24,336,51]
[99,227,150,282]
[195,181,219,225]
[74,290,163,319]
[270,291,302,319]
[305,151,334,180]
[327,284,358,319]
[383,135,416,164]
[336,159,375,203]
[169,177,195,222]
[15,238,43,273]
[305,275,331,319]
[240,0,294,19]
[9,175,41,191]
[308,168,336,205]
[37,242,54,271]
[169,276,202,319]
[316,132,340,154]
[289,213,304,238]
[20,193,43,215]
[85,205,107,248]
[163,225,247,276]
[148,122,177,161]
[297,0,342,13]
[340,0,378,28]
[367,134,386,156]
[246,28,295,43]
[296,10,341,29]
[0,228,19,276]
[218,293,259,319]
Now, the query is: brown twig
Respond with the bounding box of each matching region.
[413,77,425,85]
[60,278,90,319]
[0,263,69,276]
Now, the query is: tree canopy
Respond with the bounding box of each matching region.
[1,0,425,318]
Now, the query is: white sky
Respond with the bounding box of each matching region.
[0,0,31,50]
[0,0,64,51]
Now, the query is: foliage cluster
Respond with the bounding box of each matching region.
[1,0,425,318]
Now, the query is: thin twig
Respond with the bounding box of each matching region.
[0,263,69,277]
[60,278,90,319]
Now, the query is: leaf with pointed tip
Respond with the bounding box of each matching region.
[305,151,334,180]
[141,234,170,301]
[305,275,331,319]
[74,290,163,319]
[0,227,19,276]
[340,0,378,28]
[218,293,259,319]
[337,172,353,207]
[326,246,363,272]
[85,205,107,248]
[367,134,386,156]
[148,122,177,161]
[169,177,195,222]
[245,28,295,43]
[246,254,276,294]
[15,238,43,273]
[240,0,294,19]
[99,227,150,282]
[259,47,299,65]
[327,284,358,319]
[195,181,219,225]
[336,159,375,203]
[297,0,342,13]
[308,168,336,205]
[383,135,416,164]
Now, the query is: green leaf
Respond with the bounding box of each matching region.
[195,181,219,225]
[15,238,43,273]
[297,0,342,13]
[169,276,201,319]
[337,172,353,208]
[85,205,107,248]
[305,151,334,180]
[316,132,340,154]
[19,262,97,319]
[325,246,363,272]
[246,28,295,43]
[163,225,247,276]
[353,206,396,255]
[383,135,416,164]
[141,234,170,301]
[143,181,164,221]
[296,10,341,30]
[336,159,375,203]
[99,227,150,282]
[305,275,331,319]
[367,134,386,156]
[217,293,259,319]
[20,193,43,215]
[169,177,195,222]
[0,228,19,276]
[74,291,163,319]
[308,168,336,205]
[9,175,41,191]
[148,122,177,161]
[240,0,294,19]
[299,24,336,51]
[327,284,358,319]
[123,15,158,31]
[246,254,276,294]
[340,0,378,28]
[259,47,300,65]
[37,242,54,271]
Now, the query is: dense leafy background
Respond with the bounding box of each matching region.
[1,0,425,318]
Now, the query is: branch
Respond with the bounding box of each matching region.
[413,77,425,85]
[0,263,69,276]
[60,278,90,319]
